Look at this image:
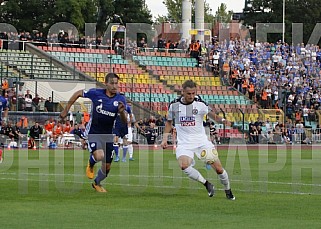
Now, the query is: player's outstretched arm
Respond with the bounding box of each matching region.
[161,120,173,149]
[60,90,83,121]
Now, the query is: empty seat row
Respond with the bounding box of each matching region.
[49,51,123,60]
[55,56,128,64]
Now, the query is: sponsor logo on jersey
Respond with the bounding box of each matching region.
[180,116,195,126]
[96,103,116,117]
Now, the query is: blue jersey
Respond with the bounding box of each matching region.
[83,89,126,134]
[0,96,8,122]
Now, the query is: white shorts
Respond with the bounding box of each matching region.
[127,127,133,142]
[175,141,219,162]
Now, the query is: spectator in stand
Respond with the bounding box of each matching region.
[248,81,255,100]
[32,94,40,111]
[17,84,25,111]
[39,32,47,46]
[273,124,283,143]
[38,97,46,111]
[45,97,54,112]
[137,37,147,53]
[249,125,259,144]
[282,127,291,144]
[19,32,27,51]
[0,32,9,50]
[261,86,268,109]
[24,90,33,111]
[302,105,309,124]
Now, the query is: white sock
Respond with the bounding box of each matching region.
[46,137,50,146]
[128,144,133,158]
[218,169,230,190]
[184,166,206,184]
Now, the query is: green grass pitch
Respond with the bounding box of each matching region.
[1,145,321,228]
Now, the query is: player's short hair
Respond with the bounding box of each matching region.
[105,73,120,83]
[182,80,197,89]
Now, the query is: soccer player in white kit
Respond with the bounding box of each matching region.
[161,80,235,200]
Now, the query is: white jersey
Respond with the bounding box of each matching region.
[168,96,212,147]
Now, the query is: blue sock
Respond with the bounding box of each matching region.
[123,145,128,159]
[94,169,108,185]
[89,154,97,167]
[113,144,119,157]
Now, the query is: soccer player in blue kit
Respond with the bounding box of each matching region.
[60,73,127,192]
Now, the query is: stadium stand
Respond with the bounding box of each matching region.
[0,49,76,80]
[39,46,178,116]
[6,34,319,144]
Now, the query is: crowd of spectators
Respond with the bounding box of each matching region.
[0,30,194,57]
[247,117,312,145]
[0,114,88,149]
[204,38,321,124]
[1,80,55,112]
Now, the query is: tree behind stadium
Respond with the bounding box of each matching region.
[0,0,152,36]
[242,0,321,44]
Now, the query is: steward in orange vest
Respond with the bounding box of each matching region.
[248,82,255,100]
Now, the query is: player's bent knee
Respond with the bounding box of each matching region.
[178,157,193,170]
[93,150,105,161]
[200,148,219,164]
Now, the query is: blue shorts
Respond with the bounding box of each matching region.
[113,126,128,138]
[87,134,114,163]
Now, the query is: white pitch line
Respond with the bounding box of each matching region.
[1,172,321,187]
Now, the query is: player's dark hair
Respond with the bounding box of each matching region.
[182,80,197,89]
[105,73,119,83]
